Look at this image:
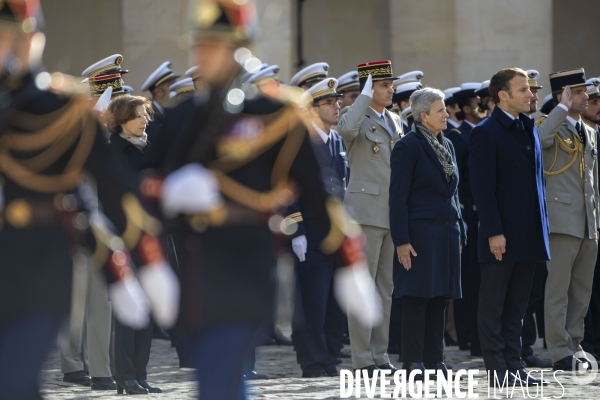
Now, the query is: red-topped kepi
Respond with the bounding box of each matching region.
[357,60,394,87]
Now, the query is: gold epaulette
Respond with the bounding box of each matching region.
[535,115,547,128]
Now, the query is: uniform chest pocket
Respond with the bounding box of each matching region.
[347,180,379,196]
[365,131,382,158]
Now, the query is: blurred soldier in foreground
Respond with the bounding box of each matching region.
[139,1,381,398]
[0,1,179,399]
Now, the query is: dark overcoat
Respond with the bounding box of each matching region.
[469,106,550,264]
[389,127,466,299]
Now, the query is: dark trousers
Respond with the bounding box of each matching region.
[294,250,345,374]
[114,318,154,382]
[466,219,481,353]
[582,252,600,356]
[521,261,548,358]
[479,261,535,373]
[453,234,471,346]
[0,314,63,400]
[401,296,446,363]
[388,297,402,354]
[190,324,259,400]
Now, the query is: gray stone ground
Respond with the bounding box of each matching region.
[40,338,600,399]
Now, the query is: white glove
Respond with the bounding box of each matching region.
[138,260,180,328]
[334,262,382,327]
[108,275,151,329]
[161,163,222,218]
[292,235,307,262]
[361,74,374,98]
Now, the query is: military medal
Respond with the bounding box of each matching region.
[369,127,377,133]
[373,144,380,154]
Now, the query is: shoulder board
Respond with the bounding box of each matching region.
[535,115,547,128]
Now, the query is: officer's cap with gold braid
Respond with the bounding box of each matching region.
[142,61,179,92]
[358,60,394,87]
[169,78,194,95]
[300,78,342,106]
[185,66,201,81]
[189,0,258,44]
[337,71,359,93]
[526,69,543,89]
[586,77,600,99]
[81,54,128,97]
[550,68,587,92]
[245,64,279,85]
[290,62,329,88]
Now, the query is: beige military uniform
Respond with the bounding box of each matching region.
[337,93,402,368]
[538,104,600,362]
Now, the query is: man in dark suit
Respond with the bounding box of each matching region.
[445,82,486,356]
[470,68,550,387]
[285,78,349,378]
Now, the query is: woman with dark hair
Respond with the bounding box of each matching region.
[104,95,162,395]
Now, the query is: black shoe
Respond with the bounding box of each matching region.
[354,364,379,378]
[488,371,525,388]
[553,355,589,371]
[512,368,548,386]
[63,370,92,386]
[327,368,340,377]
[179,360,194,368]
[274,335,293,346]
[302,370,328,378]
[444,331,458,346]
[116,380,148,395]
[90,377,116,390]
[459,343,471,351]
[522,355,553,369]
[377,363,399,374]
[339,349,351,358]
[153,326,170,340]
[401,362,425,380]
[244,370,268,380]
[423,362,451,380]
[137,379,162,393]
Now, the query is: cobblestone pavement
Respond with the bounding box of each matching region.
[40,338,600,399]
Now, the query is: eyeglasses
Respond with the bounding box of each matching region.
[314,100,341,108]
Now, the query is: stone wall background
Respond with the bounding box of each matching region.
[40,0,599,101]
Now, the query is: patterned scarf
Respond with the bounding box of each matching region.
[415,122,455,181]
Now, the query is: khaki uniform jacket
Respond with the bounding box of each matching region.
[538,105,600,239]
[337,93,403,229]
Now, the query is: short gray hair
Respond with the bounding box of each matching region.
[409,87,445,122]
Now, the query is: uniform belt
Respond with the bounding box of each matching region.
[0,194,85,229]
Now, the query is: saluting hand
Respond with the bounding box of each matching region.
[397,244,417,270]
[489,234,507,261]
[560,85,573,109]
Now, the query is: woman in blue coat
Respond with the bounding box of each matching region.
[389,87,466,378]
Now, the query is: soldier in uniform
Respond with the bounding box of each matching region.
[442,87,463,133]
[337,71,360,109]
[475,80,494,116]
[284,78,349,378]
[520,69,553,369]
[0,2,179,398]
[337,60,403,376]
[393,81,423,133]
[290,62,329,90]
[169,78,195,104]
[140,1,381,398]
[445,82,485,356]
[539,69,600,371]
[141,61,179,141]
[581,77,600,362]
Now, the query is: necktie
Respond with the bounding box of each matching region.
[326,137,334,156]
[380,114,384,122]
[576,122,587,147]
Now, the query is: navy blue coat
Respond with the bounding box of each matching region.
[445,122,476,220]
[469,107,550,264]
[390,128,466,299]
